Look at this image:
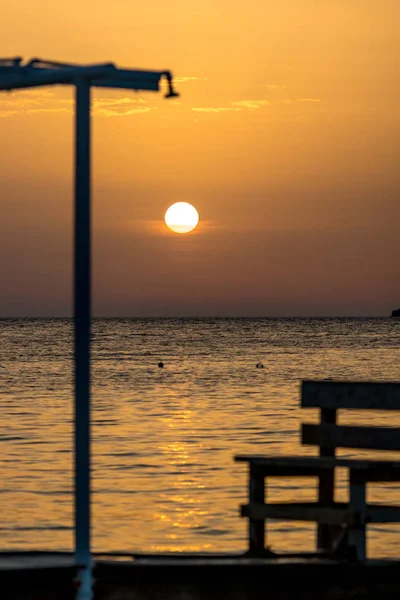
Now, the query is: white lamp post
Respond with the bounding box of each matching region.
[0,57,178,599]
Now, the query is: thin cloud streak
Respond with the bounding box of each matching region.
[0,110,18,118]
[192,100,270,113]
[174,76,208,83]
[192,107,239,113]
[26,107,72,115]
[263,84,287,90]
[94,97,147,106]
[94,106,153,117]
[232,100,270,109]
[0,93,155,117]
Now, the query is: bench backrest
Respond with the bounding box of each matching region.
[300,381,400,454]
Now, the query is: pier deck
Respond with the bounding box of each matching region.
[1,552,399,600]
[0,551,78,599]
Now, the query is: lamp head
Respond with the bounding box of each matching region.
[163,71,179,99]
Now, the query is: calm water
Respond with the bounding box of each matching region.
[0,318,399,556]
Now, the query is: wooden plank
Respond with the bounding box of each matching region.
[241,502,400,525]
[235,455,338,477]
[245,465,334,477]
[235,456,340,471]
[241,502,356,526]
[302,423,400,451]
[356,467,400,482]
[236,458,334,477]
[235,455,397,469]
[367,505,400,523]
[301,380,400,410]
[235,456,400,479]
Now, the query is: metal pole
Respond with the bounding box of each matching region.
[74,76,92,600]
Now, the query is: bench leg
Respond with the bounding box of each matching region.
[348,471,366,561]
[249,464,265,555]
[317,470,336,551]
[317,408,337,552]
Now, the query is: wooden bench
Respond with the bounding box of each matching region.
[235,380,400,561]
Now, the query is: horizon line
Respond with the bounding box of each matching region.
[0,315,393,319]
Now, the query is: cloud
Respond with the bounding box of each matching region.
[0,91,65,116]
[192,106,239,113]
[0,92,155,118]
[263,84,287,90]
[0,97,45,109]
[283,98,321,106]
[0,110,18,118]
[192,99,270,113]
[26,108,72,115]
[18,90,56,98]
[174,76,208,83]
[232,100,270,109]
[94,97,147,107]
[10,99,43,108]
[91,96,154,116]
[60,96,153,116]
[93,105,153,117]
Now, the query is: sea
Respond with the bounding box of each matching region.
[0,317,399,557]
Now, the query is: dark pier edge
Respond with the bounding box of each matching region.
[93,557,400,600]
[1,552,400,600]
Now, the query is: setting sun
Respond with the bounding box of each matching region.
[165,202,199,234]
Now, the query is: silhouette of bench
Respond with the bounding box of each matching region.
[235,380,400,561]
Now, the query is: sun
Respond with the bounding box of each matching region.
[165,202,199,234]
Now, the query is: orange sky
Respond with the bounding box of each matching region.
[1,0,399,316]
